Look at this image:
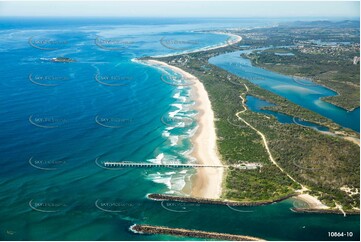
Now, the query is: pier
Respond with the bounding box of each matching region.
[101,161,262,169]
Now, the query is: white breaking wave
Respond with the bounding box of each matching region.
[148,173,172,190]
[148,153,164,164]
[169,135,179,146]
[173,92,181,99]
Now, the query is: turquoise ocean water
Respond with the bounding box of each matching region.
[0,18,359,241]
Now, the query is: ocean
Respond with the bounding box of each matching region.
[0,18,359,241]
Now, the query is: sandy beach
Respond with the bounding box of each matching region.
[133,33,242,198]
[137,33,333,207]
[140,59,224,199]
[294,194,329,209]
[198,32,242,51]
[153,32,242,58]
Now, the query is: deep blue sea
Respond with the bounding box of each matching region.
[0,18,359,241]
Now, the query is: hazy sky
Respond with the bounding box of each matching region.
[0,1,359,18]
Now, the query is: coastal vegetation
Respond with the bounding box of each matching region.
[143,24,360,211]
[234,20,360,111]
[147,193,296,206]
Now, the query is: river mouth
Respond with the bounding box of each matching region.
[0,16,360,241]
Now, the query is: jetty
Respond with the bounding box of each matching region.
[130,224,264,241]
[101,161,262,169]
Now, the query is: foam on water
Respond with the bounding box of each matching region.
[169,135,179,146]
[2,18,358,241]
[148,153,165,164]
[145,81,198,194]
[147,172,173,189]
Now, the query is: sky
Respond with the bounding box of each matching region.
[0,0,359,18]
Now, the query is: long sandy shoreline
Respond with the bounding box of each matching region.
[134,32,341,212]
[133,33,242,199]
[139,59,223,199]
[134,60,337,210]
[153,32,242,58]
